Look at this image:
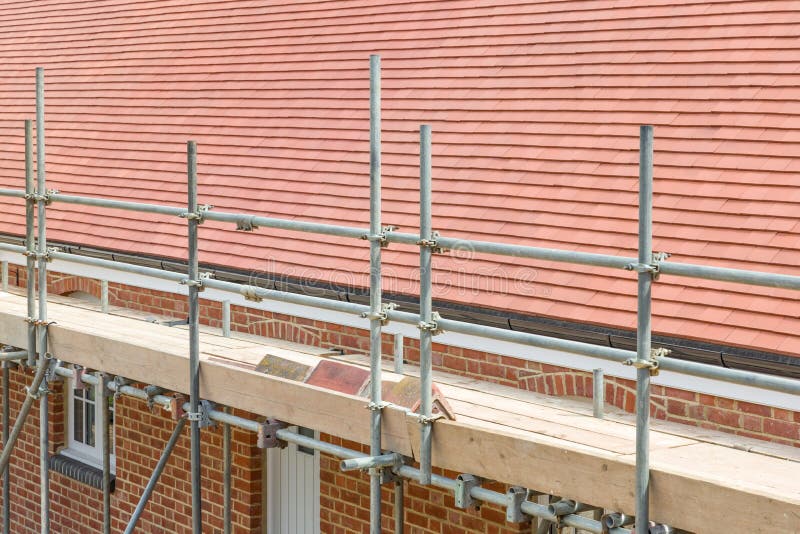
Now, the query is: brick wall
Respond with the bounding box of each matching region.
[0,266,798,533]
[319,436,532,534]
[0,364,263,534]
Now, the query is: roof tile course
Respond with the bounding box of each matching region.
[0,0,798,356]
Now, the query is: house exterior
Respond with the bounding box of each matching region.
[0,1,797,533]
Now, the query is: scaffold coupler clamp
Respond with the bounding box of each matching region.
[242,285,263,303]
[235,215,259,232]
[379,455,406,484]
[187,399,215,428]
[624,347,671,377]
[144,385,167,412]
[257,418,288,449]
[455,474,482,510]
[113,376,131,401]
[417,230,449,254]
[180,204,213,224]
[624,251,670,281]
[505,486,529,523]
[367,400,389,413]
[180,271,213,292]
[25,189,58,206]
[45,357,62,383]
[361,302,398,326]
[418,311,445,336]
[362,225,398,248]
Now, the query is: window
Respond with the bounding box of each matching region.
[63,375,115,471]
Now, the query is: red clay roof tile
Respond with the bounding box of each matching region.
[0,0,798,357]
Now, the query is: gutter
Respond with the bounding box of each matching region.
[1,234,798,381]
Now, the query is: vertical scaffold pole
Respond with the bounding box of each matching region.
[100,373,111,534]
[36,66,51,534]
[223,410,232,534]
[187,140,202,534]
[1,360,8,534]
[635,125,654,534]
[393,334,404,374]
[0,120,50,482]
[418,124,433,485]
[1,262,7,292]
[25,119,35,369]
[367,54,384,534]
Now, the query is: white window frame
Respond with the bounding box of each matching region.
[62,375,116,473]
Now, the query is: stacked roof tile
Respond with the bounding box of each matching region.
[0,0,798,356]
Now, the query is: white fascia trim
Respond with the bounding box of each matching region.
[1,251,796,411]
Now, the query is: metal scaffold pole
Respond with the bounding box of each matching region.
[367,54,384,534]
[100,372,112,534]
[0,358,6,534]
[24,119,36,369]
[35,66,51,534]
[418,124,434,485]
[186,140,202,534]
[634,125,655,533]
[123,417,187,534]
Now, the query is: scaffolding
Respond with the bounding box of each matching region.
[0,58,796,534]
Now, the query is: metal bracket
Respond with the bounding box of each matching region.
[235,215,259,232]
[360,302,398,326]
[367,401,389,412]
[623,347,671,377]
[169,394,188,420]
[361,225,399,248]
[455,474,482,510]
[144,385,167,411]
[25,189,58,205]
[27,382,49,400]
[242,285,263,302]
[418,412,445,425]
[186,399,215,428]
[625,251,670,280]
[416,231,449,254]
[112,376,131,401]
[257,418,288,449]
[505,486,529,523]
[45,358,62,383]
[180,204,213,223]
[180,272,213,292]
[417,311,445,336]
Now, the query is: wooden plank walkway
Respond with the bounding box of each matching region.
[0,292,797,533]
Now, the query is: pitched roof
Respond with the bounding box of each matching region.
[0,0,798,356]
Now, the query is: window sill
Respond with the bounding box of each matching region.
[48,454,115,492]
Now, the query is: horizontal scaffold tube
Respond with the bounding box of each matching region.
[0,189,26,199]
[51,364,640,534]
[13,247,799,396]
[3,190,800,291]
[50,194,186,218]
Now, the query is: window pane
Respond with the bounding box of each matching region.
[86,386,95,402]
[73,394,84,444]
[85,403,95,447]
